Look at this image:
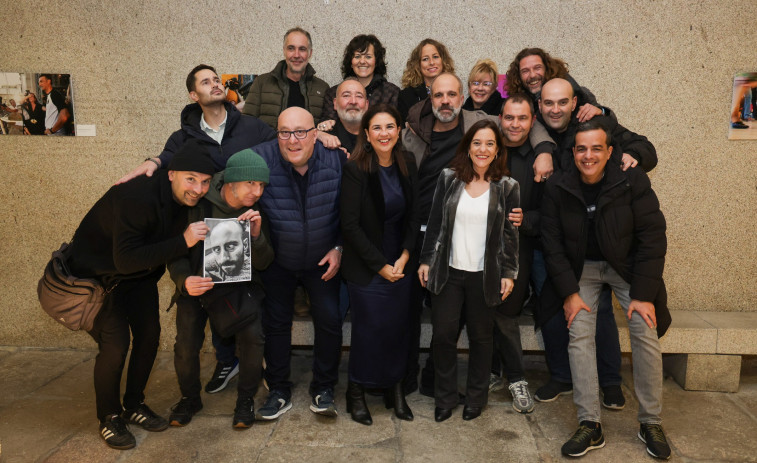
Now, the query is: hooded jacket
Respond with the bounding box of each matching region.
[157,102,275,172]
[242,60,329,128]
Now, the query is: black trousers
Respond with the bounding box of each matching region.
[492,310,525,383]
[174,294,264,399]
[87,277,161,422]
[431,269,493,409]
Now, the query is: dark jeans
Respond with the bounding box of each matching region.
[541,286,622,386]
[431,269,493,409]
[261,261,342,395]
[87,277,161,422]
[492,311,525,383]
[211,331,236,364]
[174,294,264,399]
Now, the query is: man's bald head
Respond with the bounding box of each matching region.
[277,107,317,169]
[539,78,577,132]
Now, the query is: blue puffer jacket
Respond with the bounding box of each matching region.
[252,139,346,270]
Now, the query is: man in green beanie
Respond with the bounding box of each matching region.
[167,148,274,429]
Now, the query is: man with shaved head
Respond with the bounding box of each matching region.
[251,107,347,420]
[534,77,658,411]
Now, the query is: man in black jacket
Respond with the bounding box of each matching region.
[116,64,276,396]
[541,120,671,460]
[534,77,659,407]
[67,140,215,450]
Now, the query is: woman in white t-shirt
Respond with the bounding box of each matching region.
[418,119,520,423]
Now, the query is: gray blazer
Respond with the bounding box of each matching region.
[420,168,520,307]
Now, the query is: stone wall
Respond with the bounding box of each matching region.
[0,0,754,348]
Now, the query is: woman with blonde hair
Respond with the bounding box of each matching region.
[397,39,455,121]
[463,59,504,116]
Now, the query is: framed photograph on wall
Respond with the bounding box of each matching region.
[0,72,75,136]
[729,72,757,140]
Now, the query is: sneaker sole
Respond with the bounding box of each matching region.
[233,420,254,429]
[534,389,573,403]
[512,402,535,414]
[602,401,626,410]
[205,364,240,394]
[256,401,292,420]
[309,404,338,417]
[563,440,605,457]
[638,432,671,460]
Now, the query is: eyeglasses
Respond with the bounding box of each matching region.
[471,81,495,88]
[276,128,316,140]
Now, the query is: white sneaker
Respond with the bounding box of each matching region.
[508,380,535,414]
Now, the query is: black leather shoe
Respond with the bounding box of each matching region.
[434,407,453,422]
[346,381,372,426]
[462,406,482,421]
[384,382,414,421]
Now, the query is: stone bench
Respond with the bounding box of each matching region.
[291,310,757,393]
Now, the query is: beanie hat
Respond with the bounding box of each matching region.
[167,139,216,175]
[224,149,270,184]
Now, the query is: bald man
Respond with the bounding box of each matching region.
[251,107,347,420]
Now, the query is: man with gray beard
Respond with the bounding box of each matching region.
[316,78,368,156]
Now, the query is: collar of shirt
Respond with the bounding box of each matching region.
[200,111,227,144]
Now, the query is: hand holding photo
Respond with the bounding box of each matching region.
[203,218,252,283]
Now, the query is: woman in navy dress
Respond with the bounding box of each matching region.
[340,103,419,425]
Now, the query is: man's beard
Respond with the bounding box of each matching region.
[432,104,461,123]
[336,106,364,124]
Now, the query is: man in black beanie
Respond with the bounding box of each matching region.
[66,138,216,450]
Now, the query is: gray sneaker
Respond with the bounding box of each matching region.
[508,380,535,414]
[256,389,292,420]
[489,373,505,392]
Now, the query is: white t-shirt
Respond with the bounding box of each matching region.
[449,188,490,271]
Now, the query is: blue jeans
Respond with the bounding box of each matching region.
[211,331,237,364]
[541,284,622,387]
[569,261,662,424]
[531,249,548,296]
[261,261,343,395]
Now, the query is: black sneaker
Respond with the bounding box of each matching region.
[638,423,671,460]
[169,396,203,427]
[99,415,135,450]
[534,379,573,402]
[121,402,168,432]
[561,420,605,457]
[310,388,337,417]
[205,359,239,393]
[601,384,626,410]
[233,396,255,429]
[256,389,292,420]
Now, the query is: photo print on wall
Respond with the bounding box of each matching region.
[0,72,74,136]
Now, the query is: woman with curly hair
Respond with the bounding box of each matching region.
[320,34,400,123]
[397,38,455,121]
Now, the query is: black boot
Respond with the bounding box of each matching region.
[346,381,372,425]
[384,382,414,421]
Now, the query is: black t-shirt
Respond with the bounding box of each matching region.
[327,120,357,154]
[417,125,463,225]
[287,78,305,109]
[580,175,606,261]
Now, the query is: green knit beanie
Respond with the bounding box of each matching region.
[224,149,270,184]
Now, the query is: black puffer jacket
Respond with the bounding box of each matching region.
[539,160,671,336]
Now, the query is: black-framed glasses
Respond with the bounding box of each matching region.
[277,128,316,140]
[471,81,494,87]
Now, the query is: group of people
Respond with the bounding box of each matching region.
[59,26,671,460]
[1,74,72,135]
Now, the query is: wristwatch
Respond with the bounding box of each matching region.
[334,245,343,253]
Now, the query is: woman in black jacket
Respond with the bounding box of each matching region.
[320,34,400,123]
[397,38,455,122]
[340,103,420,425]
[418,119,519,422]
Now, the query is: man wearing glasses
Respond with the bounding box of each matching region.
[251,107,347,420]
